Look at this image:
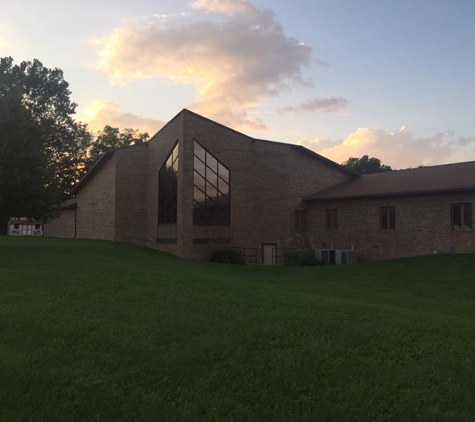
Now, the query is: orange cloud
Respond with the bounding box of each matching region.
[92,1,312,130]
[78,101,164,135]
[299,127,474,168]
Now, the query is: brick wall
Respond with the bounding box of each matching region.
[115,145,148,246]
[43,208,76,238]
[307,192,475,261]
[76,154,116,241]
[177,111,354,260]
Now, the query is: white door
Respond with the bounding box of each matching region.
[262,244,276,265]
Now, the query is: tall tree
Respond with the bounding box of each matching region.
[86,126,149,170]
[0,56,95,232]
[342,155,393,174]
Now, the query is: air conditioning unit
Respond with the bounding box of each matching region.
[315,248,357,265]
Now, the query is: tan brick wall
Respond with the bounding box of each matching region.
[307,193,475,261]
[178,111,354,260]
[76,154,116,241]
[115,145,148,246]
[43,209,76,238]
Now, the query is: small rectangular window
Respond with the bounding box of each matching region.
[325,209,338,230]
[380,206,396,230]
[295,210,307,231]
[451,203,472,231]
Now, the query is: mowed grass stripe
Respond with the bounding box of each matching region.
[1,237,474,421]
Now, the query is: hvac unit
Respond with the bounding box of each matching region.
[315,248,357,265]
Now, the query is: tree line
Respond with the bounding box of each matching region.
[0,57,149,233]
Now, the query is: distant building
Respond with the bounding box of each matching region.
[8,218,43,236]
[44,109,475,263]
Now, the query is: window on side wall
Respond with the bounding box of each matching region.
[451,203,472,231]
[295,210,307,231]
[325,209,338,230]
[158,142,179,225]
[193,141,230,225]
[380,206,395,230]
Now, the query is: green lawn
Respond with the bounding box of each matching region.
[1,237,475,421]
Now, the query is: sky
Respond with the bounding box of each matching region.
[1,0,474,168]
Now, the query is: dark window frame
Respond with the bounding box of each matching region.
[451,203,472,231]
[193,140,230,226]
[325,209,338,230]
[294,210,307,231]
[379,206,396,230]
[158,142,179,225]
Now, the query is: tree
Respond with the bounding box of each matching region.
[0,88,61,233]
[342,155,393,174]
[0,56,95,232]
[86,126,149,170]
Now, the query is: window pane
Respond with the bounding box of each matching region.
[218,178,229,197]
[380,207,388,229]
[207,153,218,174]
[218,163,229,183]
[389,207,396,229]
[194,171,206,192]
[206,181,217,202]
[159,143,179,225]
[464,204,472,229]
[207,168,218,188]
[193,201,206,224]
[194,156,206,177]
[194,186,205,205]
[452,204,462,230]
[193,141,230,226]
[194,141,206,162]
[172,144,179,164]
[333,210,338,230]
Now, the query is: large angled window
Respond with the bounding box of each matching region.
[158,143,179,224]
[193,141,230,225]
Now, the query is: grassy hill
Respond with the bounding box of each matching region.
[1,237,475,421]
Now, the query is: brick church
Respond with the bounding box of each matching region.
[45,109,475,263]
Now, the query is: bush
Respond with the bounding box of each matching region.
[285,249,320,266]
[210,249,245,264]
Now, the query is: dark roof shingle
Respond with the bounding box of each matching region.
[304,160,475,202]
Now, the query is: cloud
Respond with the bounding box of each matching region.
[78,101,164,135]
[280,97,348,114]
[192,0,259,17]
[299,127,475,168]
[92,1,312,130]
[0,38,11,50]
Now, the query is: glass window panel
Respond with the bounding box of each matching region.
[206,153,218,174]
[380,207,388,229]
[194,186,206,205]
[194,156,206,177]
[194,141,206,162]
[207,168,218,188]
[194,215,204,225]
[218,194,229,209]
[389,207,396,229]
[159,143,179,225]
[218,178,229,197]
[193,141,230,226]
[206,181,217,202]
[194,171,206,192]
[193,201,206,224]
[333,210,338,230]
[172,144,179,163]
[206,208,218,225]
[464,204,472,229]
[218,163,229,183]
[452,204,462,230]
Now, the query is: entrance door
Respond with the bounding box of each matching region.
[262,244,276,265]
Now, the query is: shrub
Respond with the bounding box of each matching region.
[285,249,320,266]
[210,249,245,264]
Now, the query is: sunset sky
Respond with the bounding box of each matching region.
[1,0,474,168]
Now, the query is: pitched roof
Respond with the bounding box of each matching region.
[70,109,356,195]
[304,160,475,202]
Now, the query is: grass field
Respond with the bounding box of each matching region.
[1,237,475,421]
